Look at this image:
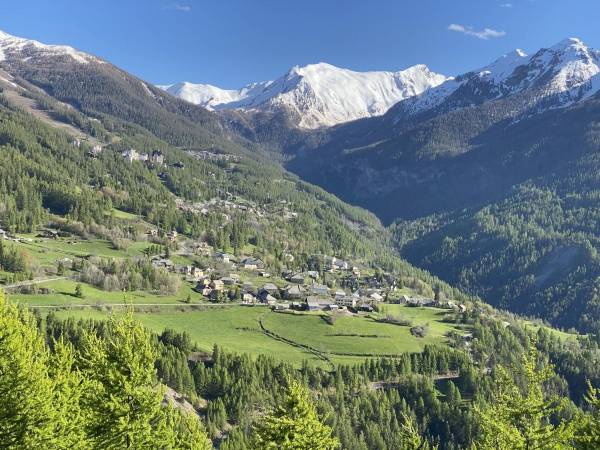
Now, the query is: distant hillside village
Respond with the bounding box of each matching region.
[1,220,465,315]
[71,138,190,168]
[142,229,465,314]
[1,136,464,316]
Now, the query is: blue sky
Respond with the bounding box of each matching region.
[1,0,599,87]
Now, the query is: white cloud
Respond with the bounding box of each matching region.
[164,3,192,12]
[448,23,506,40]
[499,3,513,7]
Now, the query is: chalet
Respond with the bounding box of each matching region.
[334,289,347,300]
[89,145,103,157]
[261,283,279,295]
[306,270,320,280]
[193,281,204,292]
[214,252,234,263]
[458,304,467,313]
[399,295,412,304]
[335,296,357,308]
[210,279,224,291]
[147,229,159,237]
[327,304,340,312]
[290,274,305,285]
[306,296,331,311]
[201,287,212,297]
[195,277,211,288]
[258,291,277,304]
[242,293,256,303]
[151,151,165,165]
[258,271,271,278]
[122,148,140,162]
[369,292,384,302]
[229,273,241,282]
[334,259,349,271]
[239,257,264,270]
[167,230,178,242]
[152,258,175,271]
[283,285,305,300]
[190,267,204,279]
[407,297,435,307]
[39,229,59,239]
[327,257,349,271]
[178,265,193,275]
[310,283,330,296]
[220,277,236,286]
[242,281,256,293]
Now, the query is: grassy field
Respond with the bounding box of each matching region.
[51,306,328,368]
[47,304,464,369]
[523,320,580,341]
[262,306,460,357]
[6,237,154,272]
[9,278,201,307]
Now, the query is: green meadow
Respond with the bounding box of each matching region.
[46,304,465,369]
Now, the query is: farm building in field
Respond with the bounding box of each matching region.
[335,296,357,308]
[306,296,333,311]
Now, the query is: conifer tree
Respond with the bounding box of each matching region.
[0,291,87,449]
[574,381,600,449]
[78,310,207,449]
[252,379,339,450]
[476,344,573,449]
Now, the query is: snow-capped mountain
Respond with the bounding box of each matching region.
[157,80,273,111]
[160,63,448,129]
[0,29,97,64]
[394,37,600,120]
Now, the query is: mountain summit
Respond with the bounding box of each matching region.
[392,37,600,120]
[0,29,96,64]
[159,62,448,128]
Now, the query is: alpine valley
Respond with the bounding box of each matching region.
[165,37,600,333]
[4,25,600,450]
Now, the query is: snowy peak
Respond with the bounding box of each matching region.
[477,49,529,83]
[159,81,273,110]
[160,63,448,128]
[0,29,96,64]
[394,37,600,121]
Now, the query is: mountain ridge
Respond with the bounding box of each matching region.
[160,62,448,128]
